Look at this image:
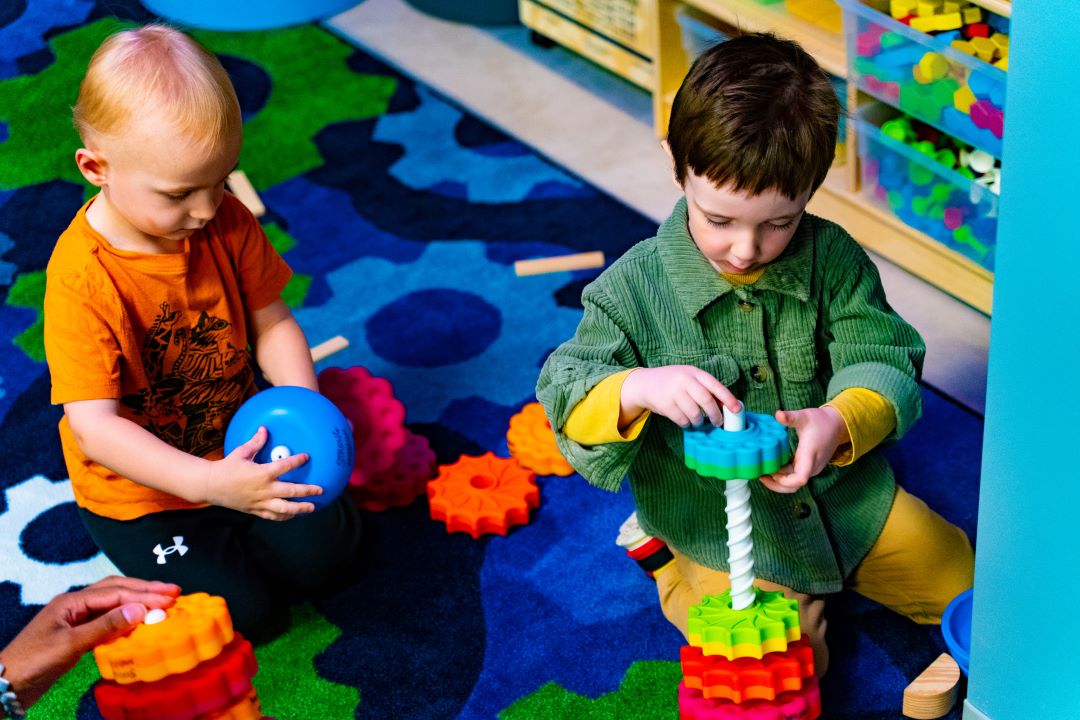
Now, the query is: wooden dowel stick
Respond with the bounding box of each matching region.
[514,251,605,276]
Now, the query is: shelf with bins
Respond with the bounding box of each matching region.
[650,0,1006,313]
[518,0,657,90]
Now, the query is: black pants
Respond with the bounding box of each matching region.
[78,497,362,637]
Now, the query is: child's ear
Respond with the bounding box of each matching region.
[74,148,108,187]
[660,139,681,191]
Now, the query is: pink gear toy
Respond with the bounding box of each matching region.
[678,677,821,720]
[349,429,437,511]
[428,452,539,538]
[319,366,407,486]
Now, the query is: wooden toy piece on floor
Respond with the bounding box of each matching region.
[506,401,575,476]
[310,334,350,363]
[902,653,961,718]
[225,169,265,218]
[514,250,604,276]
[428,452,539,538]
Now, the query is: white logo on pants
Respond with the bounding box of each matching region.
[153,536,189,565]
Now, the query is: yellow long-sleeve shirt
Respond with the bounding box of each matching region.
[563,263,896,463]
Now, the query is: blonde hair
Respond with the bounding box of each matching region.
[73,25,241,154]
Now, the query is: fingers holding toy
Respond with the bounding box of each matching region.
[622,365,739,428]
[221,386,356,517]
[760,407,848,493]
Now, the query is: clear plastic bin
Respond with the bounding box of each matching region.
[857,102,998,271]
[837,0,1006,158]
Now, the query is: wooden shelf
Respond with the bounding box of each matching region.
[681,0,846,76]
[969,0,1010,18]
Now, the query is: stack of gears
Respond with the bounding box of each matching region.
[319,366,437,511]
[426,401,572,538]
[679,410,821,720]
[92,594,261,720]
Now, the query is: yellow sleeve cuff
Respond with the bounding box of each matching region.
[825,387,896,466]
[563,369,650,444]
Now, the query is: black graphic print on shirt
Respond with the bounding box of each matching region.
[121,302,254,458]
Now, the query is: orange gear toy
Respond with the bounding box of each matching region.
[94,593,234,684]
[506,402,574,476]
[427,452,539,538]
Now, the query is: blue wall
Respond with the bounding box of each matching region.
[969,2,1080,717]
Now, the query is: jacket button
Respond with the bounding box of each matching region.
[750,364,770,383]
[738,300,755,313]
[795,502,812,519]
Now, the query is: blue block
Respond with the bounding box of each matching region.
[968,72,993,99]
[876,45,923,68]
[989,80,1007,107]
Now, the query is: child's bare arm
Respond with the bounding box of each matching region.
[64,399,321,520]
[250,299,318,391]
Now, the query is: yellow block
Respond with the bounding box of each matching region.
[910,15,937,32]
[933,11,962,30]
[951,39,976,56]
[994,56,1008,71]
[916,0,941,16]
[971,37,996,62]
[991,33,1010,54]
[891,0,917,18]
[961,5,982,23]
[919,52,949,81]
[954,84,977,114]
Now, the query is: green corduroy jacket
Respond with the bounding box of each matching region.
[536,198,926,593]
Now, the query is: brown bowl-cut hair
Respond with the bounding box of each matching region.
[667,32,841,200]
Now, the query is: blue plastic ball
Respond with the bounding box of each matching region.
[224,386,354,511]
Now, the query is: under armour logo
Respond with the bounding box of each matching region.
[153,536,189,565]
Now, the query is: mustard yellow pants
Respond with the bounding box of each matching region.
[655,486,974,676]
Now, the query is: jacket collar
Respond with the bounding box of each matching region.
[656,197,813,318]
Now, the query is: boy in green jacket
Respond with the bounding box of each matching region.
[535,33,973,675]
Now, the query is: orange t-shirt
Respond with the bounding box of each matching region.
[44,193,292,520]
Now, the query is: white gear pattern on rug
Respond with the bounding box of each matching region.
[373,87,583,202]
[294,240,583,424]
[0,475,118,605]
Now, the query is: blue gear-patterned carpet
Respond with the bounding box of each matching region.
[0,2,981,718]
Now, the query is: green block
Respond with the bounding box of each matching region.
[887,190,906,212]
[908,164,935,186]
[880,32,907,50]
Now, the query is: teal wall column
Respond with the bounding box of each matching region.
[966,2,1080,718]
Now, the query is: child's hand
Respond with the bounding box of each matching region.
[621,365,740,428]
[205,426,323,520]
[760,407,848,493]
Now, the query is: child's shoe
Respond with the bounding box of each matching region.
[615,511,674,578]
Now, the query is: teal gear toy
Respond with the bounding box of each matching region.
[683,411,791,485]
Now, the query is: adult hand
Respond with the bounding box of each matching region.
[620,365,740,428]
[0,577,180,708]
[760,406,848,493]
[205,425,322,520]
